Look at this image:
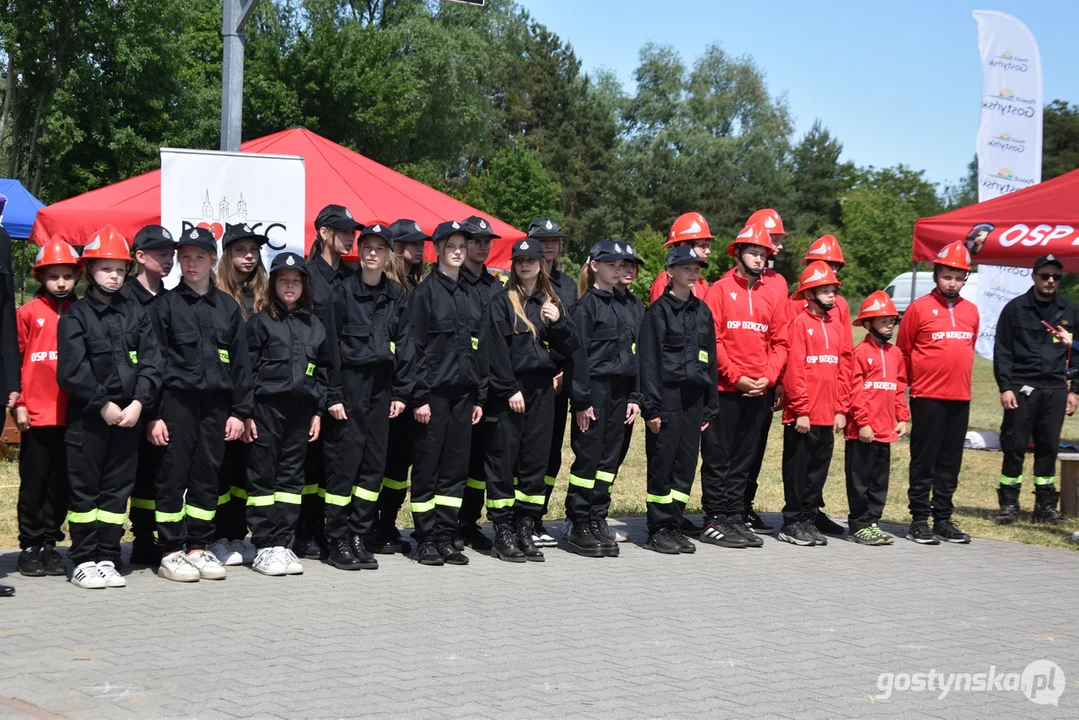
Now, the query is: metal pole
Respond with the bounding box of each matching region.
[220,0,260,152]
[910,261,918,308]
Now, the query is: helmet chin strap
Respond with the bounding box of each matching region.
[738,250,764,277]
[869,326,893,342]
[808,292,834,312]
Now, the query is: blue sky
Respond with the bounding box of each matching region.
[518,0,1078,191]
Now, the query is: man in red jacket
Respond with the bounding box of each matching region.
[896,240,979,545]
[779,262,850,546]
[649,212,713,302]
[699,222,787,548]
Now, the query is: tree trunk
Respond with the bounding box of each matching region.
[25,94,46,186]
[0,54,14,148]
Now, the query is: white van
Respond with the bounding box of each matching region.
[884,271,979,315]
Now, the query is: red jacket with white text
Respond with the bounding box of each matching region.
[703,272,788,392]
[16,295,74,427]
[782,306,851,425]
[896,289,979,402]
[844,336,910,442]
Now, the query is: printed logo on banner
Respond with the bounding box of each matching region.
[982,89,1037,118]
[987,168,1036,184]
[964,223,994,256]
[179,190,289,251]
[987,132,1027,154]
[989,51,1030,72]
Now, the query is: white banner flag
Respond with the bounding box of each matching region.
[160,148,306,288]
[973,10,1042,359]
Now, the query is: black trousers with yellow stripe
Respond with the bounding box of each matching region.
[329,364,393,542]
[65,405,139,566]
[245,395,314,549]
[512,373,556,521]
[459,399,519,527]
[155,388,229,553]
[459,419,494,527]
[129,437,161,541]
[380,414,412,528]
[645,384,705,533]
[566,376,628,523]
[215,440,249,541]
[410,386,472,543]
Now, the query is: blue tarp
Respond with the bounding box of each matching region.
[0,178,45,239]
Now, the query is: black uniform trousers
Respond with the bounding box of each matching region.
[541,390,569,516]
[700,392,770,518]
[645,385,705,533]
[17,426,68,549]
[781,424,835,525]
[566,376,628,523]
[460,419,494,527]
[65,408,139,565]
[129,437,161,541]
[744,386,777,509]
[908,397,969,522]
[410,387,473,543]
[465,402,519,526]
[330,364,392,542]
[245,396,313,549]
[1000,386,1067,483]
[380,414,413,529]
[512,374,556,521]
[845,439,891,532]
[155,389,229,553]
[297,435,326,543]
[214,440,249,541]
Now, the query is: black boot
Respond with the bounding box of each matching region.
[516,516,545,562]
[435,539,470,565]
[17,548,45,577]
[129,537,162,567]
[325,539,364,570]
[1033,485,1068,525]
[491,523,526,563]
[348,535,380,570]
[564,520,604,557]
[995,484,1021,525]
[589,519,619,557]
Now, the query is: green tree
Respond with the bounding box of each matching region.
[463,146,560,231]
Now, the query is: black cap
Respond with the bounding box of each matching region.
[359,221,393,245]
[175,227,218,254]
[526,217,568,239]
[511,238,545,261]
[314,204,364,232]
[222,222,268,248]
[621,242,644,265]
[665,245,707,268]
[1034,254,1063,272]
[132,225,175,252]
[463,215,501,240]
[432,220,472,243]
[269,252,307,276]
[388,219,430,245]
[587,239,624,263]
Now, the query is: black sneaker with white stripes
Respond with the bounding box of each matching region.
[700,515,748,548]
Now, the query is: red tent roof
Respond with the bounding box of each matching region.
[31,128,524,266]
[913,168,1079,271]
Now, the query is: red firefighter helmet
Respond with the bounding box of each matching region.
[79,225,132,264]
[664,212,714,247]
[746,208,786,237]
[726,222,776,258]
[803,235,845,265]
[34,236,81,269]
[933,240,972,272]
[853,291,899,324]
[792,261,841,300]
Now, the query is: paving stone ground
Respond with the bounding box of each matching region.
[1,514,1078,719]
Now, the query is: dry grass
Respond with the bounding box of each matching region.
[2,355,1077,551]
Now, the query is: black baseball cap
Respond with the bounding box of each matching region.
[621,242,644,266]
[222,222,268,248]
[389,219,430,245]
[314,204,364,232]
[432,220,473,243]
[511,238,545,261]
[666,245,707,268]
[1034,254,1063,272]
[132,225,176,252]
[359,221,393,245]
[526,217,568,239]
[463,215,501,240]
[588,239,624,263]
[269,252,308,276]
[175,226,217,254]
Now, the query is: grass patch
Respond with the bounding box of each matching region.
[2,355,1076,551]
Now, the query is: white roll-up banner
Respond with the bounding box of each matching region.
[160,148,306,289]
[973,10,1042,360]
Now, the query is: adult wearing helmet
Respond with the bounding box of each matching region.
[649,212,713,302]
[896,240,979,545]
[699,223,788,548]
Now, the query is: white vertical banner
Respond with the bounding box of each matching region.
[973,10,1042,359]
[160,148,306,288]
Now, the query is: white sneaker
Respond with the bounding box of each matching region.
[230,539,256,565]
[185,549,226,580]
[208,538,243,566]
[252,547,287,576]
[613,528,630,543]
[70,561,106,589]
[96,561,126,588]
[279,547,303,575]
[158,551,200,582]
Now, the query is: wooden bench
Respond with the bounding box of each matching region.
[1059,453,1079,517]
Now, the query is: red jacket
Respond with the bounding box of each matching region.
[789,293,853,350]
[703,272,788,392]
[649,272,709,303]
[721,266,788,298]
[782,306,851,425]
[896,289,979,401]
[16,295,73,427]
[845,336,910,442]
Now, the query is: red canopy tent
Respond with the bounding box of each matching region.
[913,168,1079,271]
[31,128,525,266]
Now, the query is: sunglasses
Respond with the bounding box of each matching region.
[1036,272,1062,281]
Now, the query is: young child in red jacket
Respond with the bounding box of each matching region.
[845,292,910,545]
[779,262,850,546]
[14,237,81,578]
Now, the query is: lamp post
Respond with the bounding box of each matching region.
[221,0,261,152]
